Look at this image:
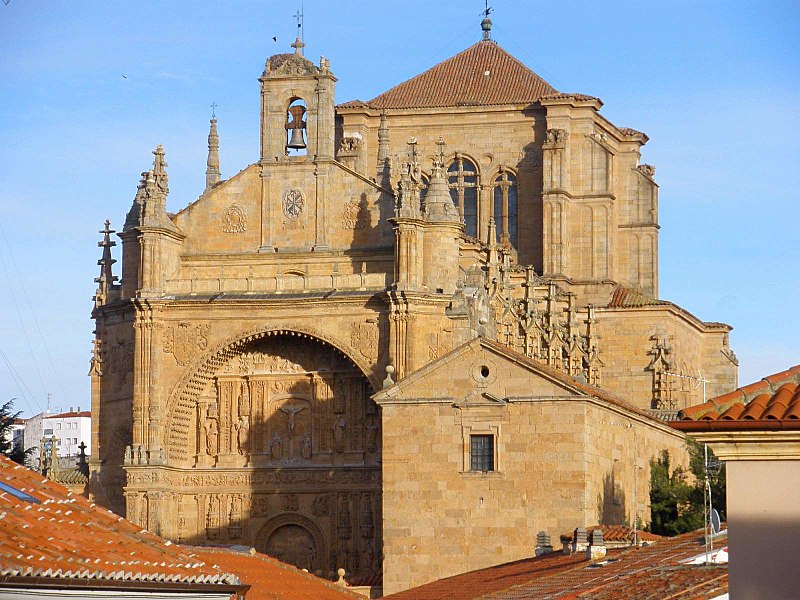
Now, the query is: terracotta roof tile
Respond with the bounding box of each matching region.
[189,547,361,600]
[559,524,662,544]
[673,365,800,431]
[0,455,240,589]
[44,411,91,419]
[384,529,726,600]
[362,40,559,110]
[607,285,669,308]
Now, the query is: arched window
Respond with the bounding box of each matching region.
[447,156,478,237]
[493,169,518,248]
[286,98,307,156]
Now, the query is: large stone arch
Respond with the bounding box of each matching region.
[164,324,377,464]
[255,512,328,572]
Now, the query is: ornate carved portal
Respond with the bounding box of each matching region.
[176,334,381,579]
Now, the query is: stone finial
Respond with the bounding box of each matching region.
[377,110,389,164]
[205,116,221,193]
[423,139,460,224]
[383,365,395,389]
[93,219,118,307]
[335,567,347,586]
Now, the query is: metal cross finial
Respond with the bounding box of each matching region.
[210,102,217,119]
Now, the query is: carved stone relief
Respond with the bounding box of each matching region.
[164,323,210,366]
[283,189,305,219]
[221,204,247,233]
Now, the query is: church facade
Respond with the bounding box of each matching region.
[89,23,737,594]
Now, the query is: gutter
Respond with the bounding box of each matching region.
[0,575,249,596]
[670,419,800,433]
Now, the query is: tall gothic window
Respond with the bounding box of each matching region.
[448,156,479,237]
[493,169,518,248]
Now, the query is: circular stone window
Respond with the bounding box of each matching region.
[471,359,497,385]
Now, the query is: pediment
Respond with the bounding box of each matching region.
[374,337,595,406]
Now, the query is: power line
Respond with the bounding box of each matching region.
[0,221,69,405]
[0,347,42,415]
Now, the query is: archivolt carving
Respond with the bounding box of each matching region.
[164,325,377,464]
[255,512,328,570]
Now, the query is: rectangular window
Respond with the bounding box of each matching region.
[470,434,494,472]
[56,423,61,430]
[44,428,53,436]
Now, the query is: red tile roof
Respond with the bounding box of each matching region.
[0,455,241,589]
[673,365,800,431]
[559,524,662,544]
[44,411,91,419]
[607,285,670,309]
[361,40,559,110]
[190,547,361,600]
[383,529,727,600]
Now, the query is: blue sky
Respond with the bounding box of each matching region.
[1,1,798,416]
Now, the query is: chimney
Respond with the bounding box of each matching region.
[70,406,74,413]
[572,527,589,554]
[587,529,607,562]
[535,531,553,556]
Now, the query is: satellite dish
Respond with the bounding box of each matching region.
[711,509,721,534]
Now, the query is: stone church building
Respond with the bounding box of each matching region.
[89,20,738,595]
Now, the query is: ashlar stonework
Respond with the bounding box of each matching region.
[89,28,737,595]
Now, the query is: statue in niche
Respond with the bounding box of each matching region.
[204,415,219,456]
[333,380,346,414]
[300,432,312,460]
[238,382,250,415]
[334,414,346,453]
[365,417,379,454]
[234,415,249,455]
[269,433,283,461]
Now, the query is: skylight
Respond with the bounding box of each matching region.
[0,481,41,503]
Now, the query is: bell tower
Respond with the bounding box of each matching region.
[259,34,336,162]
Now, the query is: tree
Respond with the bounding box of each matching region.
[649,442,727,536]
[648,449,703,536]
[0,400,29,465]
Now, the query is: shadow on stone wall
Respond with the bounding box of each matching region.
[597,469,627,526]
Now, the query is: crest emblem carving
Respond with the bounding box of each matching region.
[164,322,210,366]
[351,321,379,362]
[283,189,304,219]
[222,204,247,233]
[342,198,366,230]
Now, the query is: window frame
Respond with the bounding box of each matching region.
[470,434,495,472]
[461,423,501,475]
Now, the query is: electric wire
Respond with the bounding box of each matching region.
[0,220,69,405]
[0,223,50,409]
[0,348,41,415]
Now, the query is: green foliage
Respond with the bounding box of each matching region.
[687,439,727,522]
[0,400,29,465]
[648,449,704,536]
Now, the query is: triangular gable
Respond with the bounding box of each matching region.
[375,337,597,405]
[364,40,558,110]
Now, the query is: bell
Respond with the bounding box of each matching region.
[286,105,307,150]
[287,127,306,149]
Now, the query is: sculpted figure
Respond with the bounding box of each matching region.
[234,415,249,455]
[204,418,219,456]
[270,433,283,461]
[365,418,379,454]
[300,432,312,460]
[334,414,346,453]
